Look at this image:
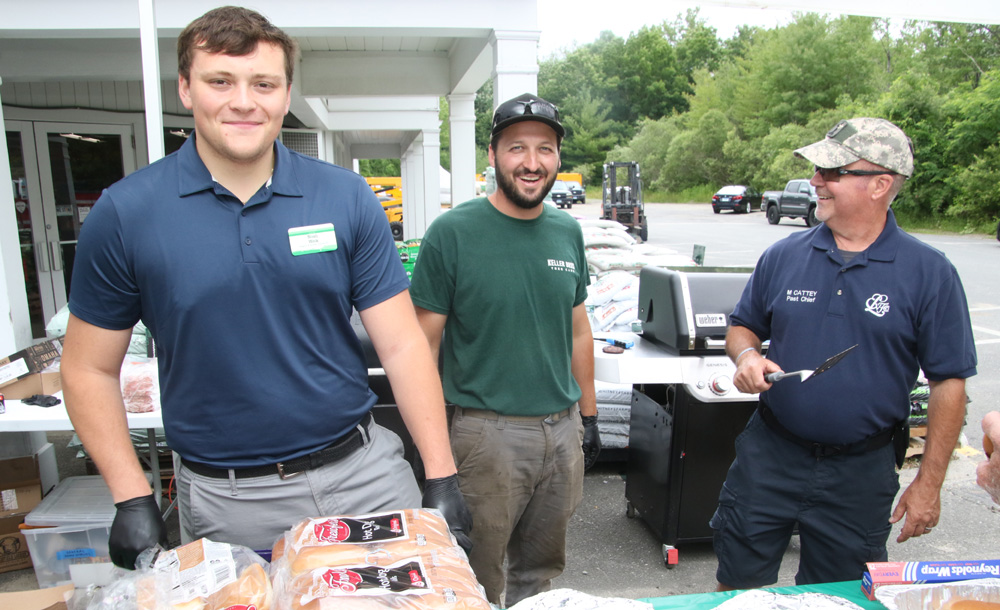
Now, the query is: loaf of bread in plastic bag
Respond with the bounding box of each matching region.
[277,548,489,610]
[272,509,456,576]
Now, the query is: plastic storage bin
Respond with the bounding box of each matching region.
[25,475,115,527]
[24,476,115,588]
[23,524,113,588]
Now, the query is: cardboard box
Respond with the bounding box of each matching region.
[0,455,44,519]
[0,583,72,610]
[863,560,1000,600]
[0,514,33,574]
[0,372,62,401]
[0,338,63,390]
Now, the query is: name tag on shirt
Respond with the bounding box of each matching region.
[288,223,338,256]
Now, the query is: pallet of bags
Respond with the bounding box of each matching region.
[596,381,633,451]
[587,244,695,275]
[270,508,490,610]
[580,223,636,251]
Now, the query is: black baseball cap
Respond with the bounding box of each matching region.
[491,93,565,139]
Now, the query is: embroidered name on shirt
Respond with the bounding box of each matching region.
[548,259,576,273]
[785,289,817,303]
[865,293,890,317]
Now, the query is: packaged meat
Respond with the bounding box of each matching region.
[121,358,160,413]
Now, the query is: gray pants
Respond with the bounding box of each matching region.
[175,421,421,551]
[451,405,584,608]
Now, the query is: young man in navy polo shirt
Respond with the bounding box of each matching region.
[714,118,977,588]
[61,6,469,569]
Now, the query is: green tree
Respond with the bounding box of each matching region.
[559,91,620,183]
[723,123,814,192]
[867,71,949,218]
[605,115,682,188]
[942,71,1000,223]
[358,159,401,176]
[900,23,1000,90]
[733,14,883,137]
[439,96,450,172]
[617,25,691,120]
[658,110,732,190]
[664,8,722,78]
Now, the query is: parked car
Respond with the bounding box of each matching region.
[711,185,759,214]
[565,180,586,204]
[550,180,573,209]
[762,179,819,226]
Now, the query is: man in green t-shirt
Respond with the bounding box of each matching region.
[410,93,601,607]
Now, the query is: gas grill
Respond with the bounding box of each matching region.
[593,266,761,567]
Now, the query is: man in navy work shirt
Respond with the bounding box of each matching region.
[713,118,977,588]
[61,6,470,569]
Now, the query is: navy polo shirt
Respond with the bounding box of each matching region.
[69,136,408,467]
[731,210,977,445]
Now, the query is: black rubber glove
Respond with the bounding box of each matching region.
[582,415,602,471]
[109,494,167,570]
[422,474,473,554]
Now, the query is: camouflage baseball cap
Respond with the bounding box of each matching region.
[794,118,913,178]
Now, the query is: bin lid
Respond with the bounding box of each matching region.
[25,476,115,526]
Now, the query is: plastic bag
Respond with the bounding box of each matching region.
[87,540,272,610]
[120,358,160,413]
[270,509,490,610]
[585,271,636,307]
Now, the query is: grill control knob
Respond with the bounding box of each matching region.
[709,374,732,396]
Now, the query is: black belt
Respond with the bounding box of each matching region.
[758,403,895,459]
[182,412,373,479]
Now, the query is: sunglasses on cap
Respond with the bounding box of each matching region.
[492,98,562,133]
[814,166,895,182]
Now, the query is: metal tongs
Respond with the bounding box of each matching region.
[765,344,858,383]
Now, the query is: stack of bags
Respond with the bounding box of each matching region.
[585,271,640,334]
[580,219,694,334]
[270,509,490,609]
[579,219,694,277]
[595,380,633,450]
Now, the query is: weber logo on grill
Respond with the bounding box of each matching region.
[695,314,726,327]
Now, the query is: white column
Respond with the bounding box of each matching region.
[0,78,31,352]
[421,128,441,234]
[138,0,164,164]
[491,30,541,108]
[401,142,424,241]
[448,93,477,206]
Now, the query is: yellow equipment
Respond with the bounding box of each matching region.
[365,177,404,241]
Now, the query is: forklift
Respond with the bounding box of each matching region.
[602,161,648,242]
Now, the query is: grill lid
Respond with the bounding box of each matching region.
[637,267,750,354]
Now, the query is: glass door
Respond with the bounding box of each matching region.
[4,121,136,338]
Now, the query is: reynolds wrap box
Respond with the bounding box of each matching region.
[863,560,1000,600]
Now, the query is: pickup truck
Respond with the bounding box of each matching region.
[762,179,819,227]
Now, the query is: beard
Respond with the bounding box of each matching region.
[495,166,557,210]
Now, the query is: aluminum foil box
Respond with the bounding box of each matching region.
[863,560,1000,600]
